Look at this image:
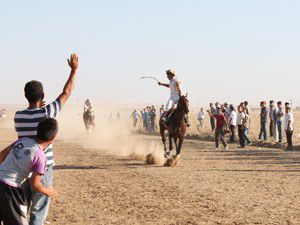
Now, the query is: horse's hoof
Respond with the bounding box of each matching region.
[164,157,177,167]
[145,153,155,164]
[173,154,180,160]
[164,151,170,158]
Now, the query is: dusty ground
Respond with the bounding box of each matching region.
[0,106,299,225]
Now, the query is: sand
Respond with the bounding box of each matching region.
[0,105,299,225]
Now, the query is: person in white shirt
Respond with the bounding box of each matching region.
[158,69,189,126]
[243,107,252,145]
[158,70,182,111]
[197,108,205,129]
[285,106,294,150]
[236,105,246,148]
[229,105,237,142]
[276,101,284,143]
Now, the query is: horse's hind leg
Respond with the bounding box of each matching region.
[177,137,183,155]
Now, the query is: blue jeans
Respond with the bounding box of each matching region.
[29,166,53,225]
[277,120,283,142]
[210,117,215,132]
[244,127,251,144]
[259,121,268,140]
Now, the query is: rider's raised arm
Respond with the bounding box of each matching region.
[57,54,79,106]
[158,82,169,88]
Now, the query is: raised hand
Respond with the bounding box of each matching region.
[67,54,79,71]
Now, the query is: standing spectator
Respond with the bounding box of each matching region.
[149,106,156,132]
[146,106,151,131]
[276,101,284,143]
[244,101,251,129]
[223,102,231,122]
[285,102,290,108]
[229,104,237,143]
[209,103,216,132]
[159,105,165,117]
[215,102,221,109]
[259,101,268,141]
[285,106,294,150]
[116,112,121,120]
[207,108,229,150]
[239,102,245,109]
[142,108,148,130]
[269,100,275,138]
[130,109,140,128]
[197,108,205,129]
[244,101,250,115]
[237,105,246,148]
[243,107,252,145]
[271,103,278,141]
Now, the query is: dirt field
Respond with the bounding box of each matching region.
[0,106,299,225]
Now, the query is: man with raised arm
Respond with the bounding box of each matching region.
[14,54,79,225]
[158,69,189,126]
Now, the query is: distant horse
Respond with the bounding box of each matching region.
[83,110,95,134]
[159,95,189,161]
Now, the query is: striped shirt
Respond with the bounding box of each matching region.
[14,100,62,168]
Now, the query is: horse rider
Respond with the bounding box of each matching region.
[84,98,94,117]
[158,69,190,126]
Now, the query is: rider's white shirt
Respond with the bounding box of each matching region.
[169,78,180,99]
[166,77,181,111]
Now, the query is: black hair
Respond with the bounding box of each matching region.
[37,118,58,142]
[277,101,282,105]
[24,81,44,103]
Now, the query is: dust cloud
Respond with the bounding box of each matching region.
[56,104,166,165]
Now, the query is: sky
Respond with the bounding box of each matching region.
[1,0,300,107]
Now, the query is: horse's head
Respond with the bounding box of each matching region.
[177,94,189,114]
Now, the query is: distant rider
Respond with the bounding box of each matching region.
[84,99,94,115]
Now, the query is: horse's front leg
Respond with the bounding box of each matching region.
[174,138,178,154]
[177,136,183,156]
[169,135,173,152]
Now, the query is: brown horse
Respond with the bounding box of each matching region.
[159,95,189,159]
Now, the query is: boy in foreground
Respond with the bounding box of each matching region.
[0,118,59,225]
[14,54,78,225]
